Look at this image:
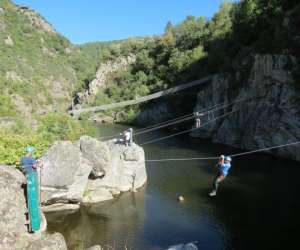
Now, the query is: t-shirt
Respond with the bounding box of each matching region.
[124,131,131,141]
[220,163,231,176]
[20,156,36,174]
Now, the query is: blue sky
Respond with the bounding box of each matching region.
[13,0,227,44]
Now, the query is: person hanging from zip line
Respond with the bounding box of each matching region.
[194,111,204,128]
[209,155,231,197]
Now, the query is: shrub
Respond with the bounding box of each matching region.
[0,131,50,166]
[37,112,87,141]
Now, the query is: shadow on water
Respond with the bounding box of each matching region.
[46,124,300,250]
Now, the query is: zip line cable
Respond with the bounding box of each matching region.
[141,109,240,145]
[145,141,300,162]
[134,97,252,135]
[134,97,254,136]
[99,96,258,140]
[133,99,231,134]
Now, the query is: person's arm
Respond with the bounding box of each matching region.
[20,157,26,173]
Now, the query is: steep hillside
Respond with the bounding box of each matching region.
[0,0,78,125]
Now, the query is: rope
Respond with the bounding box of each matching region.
[100,96,256,140]
[141,109,240,145]
[134,99,230,134]
[145,141,300,162]
[146,156,219,162]
[229,141,300,157]
[135,97,253,135]
[134,98,248,136]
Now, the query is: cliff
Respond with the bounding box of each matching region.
[191,54,300,161]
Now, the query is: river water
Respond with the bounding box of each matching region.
[46,124,300,250]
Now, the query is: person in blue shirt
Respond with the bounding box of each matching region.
[209,156,232,196]
[20,146,38,175]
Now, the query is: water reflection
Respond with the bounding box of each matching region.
[46,124,300,250]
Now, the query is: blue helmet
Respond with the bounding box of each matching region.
[225,156,232,162]
[26,146,35,153]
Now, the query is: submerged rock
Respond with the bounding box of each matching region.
[86,245,102,250]
[166,242,198,250]
[42,203,80,213]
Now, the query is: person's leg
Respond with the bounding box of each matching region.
[210,175,225,196]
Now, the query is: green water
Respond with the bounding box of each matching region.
[47,124,300,250]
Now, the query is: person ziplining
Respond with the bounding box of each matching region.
[209,155,232,197]
[194,111,205,128]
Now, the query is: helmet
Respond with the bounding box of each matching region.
[26,146,35,153]
[219,155,225,159]
[225,156,232,162]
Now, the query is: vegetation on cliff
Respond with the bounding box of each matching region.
[80,0,299,121]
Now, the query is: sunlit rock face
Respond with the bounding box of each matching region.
[40,136,147,208]
[191,54,300,161]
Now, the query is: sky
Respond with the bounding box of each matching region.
[13,0,227,44]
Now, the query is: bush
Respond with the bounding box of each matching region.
[37,112,87,141]
[0,131,50,166]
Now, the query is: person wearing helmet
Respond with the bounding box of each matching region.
[209,156,232,196]
[20,146,38,175]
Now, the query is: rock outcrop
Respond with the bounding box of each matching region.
[191,54,300,161]
[74,55,136,106]
[0,165,67,249]
[40,136,147,208]
[40,141,92,205]
[26,233,67,250]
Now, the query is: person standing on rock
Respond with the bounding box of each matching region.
[20,146,39,175]
[209,156,231,197]
[129,128,133,145]
[123,129,131,147]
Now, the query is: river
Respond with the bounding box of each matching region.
[46,124,300,250]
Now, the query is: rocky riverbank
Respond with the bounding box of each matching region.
[0,135,147,249]
[0,164,67,249]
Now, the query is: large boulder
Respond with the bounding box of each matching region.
[82,138,147,204]
[40,141,92,204]
[0,165,28,249]
[40,136,147,207]
[78,136,111,178]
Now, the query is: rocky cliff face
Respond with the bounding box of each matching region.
[74,55,136,106]
[191,54,300,161]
